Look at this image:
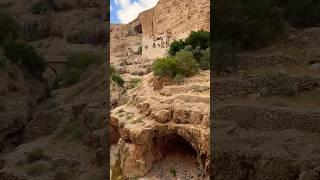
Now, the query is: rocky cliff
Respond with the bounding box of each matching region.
[138,0,210,38]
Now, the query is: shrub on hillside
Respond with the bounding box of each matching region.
[153,51,199,78]
[2,41,47,77]
[0,12,19,43]
[258,72,299,97]
[168,39,186,56]
[212,41,239,76]
[54,52,101,88]
[173,73,184,85]
[153,56,178,78]
[111,74,125,87]
[184,45,193,51]
[66,52,100,70]
[185,30,210,50]
[175,51,199,77]
[110,65,117,75]
[54,69,81,88]
[199,47,210,70]
[192,45,204,61]
[213,0,285,49]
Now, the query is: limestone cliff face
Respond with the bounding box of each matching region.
[138,0,210,38]
[131,0,210,58]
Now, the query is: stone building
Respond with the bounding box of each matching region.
[142,31,173,59]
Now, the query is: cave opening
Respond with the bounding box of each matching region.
[134,24,142,34]
[154,134,197,157]
[146,133,206,178]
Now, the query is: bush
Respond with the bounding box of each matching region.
[128,78,141,89]
[110,65,117,75]
[212,41,239,76]
[54,69,81,88]
[213,0,285,50]
[258,72,299,97]
[66,52,100,70]
[192,45,204,61]
[26,148,46,163]
[184,45,193,51]
[175,51,199,77]
[284,0,320,27]
[54,52,101,88]
[153,56,178,78]
[199,48,210,70]
[111,74,125,87]
[173,74,184,85]
[0,12,19,43]
[185,30,210,50]
[168,39,186,56]
[153,51,199,78]
[2,41,47,77]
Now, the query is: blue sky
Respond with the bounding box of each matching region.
[110,0,159,24]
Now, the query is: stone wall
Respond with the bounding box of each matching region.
[214,104,320,133]
[238,54,301,70]
[212,78,258,100]
[213,76,320,100]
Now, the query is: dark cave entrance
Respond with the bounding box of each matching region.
[134,24,142,34]
[148,133,208,178]
[153,134,197,157]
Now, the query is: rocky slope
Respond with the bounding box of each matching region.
[0,0,107,179]
[212,28,320,179]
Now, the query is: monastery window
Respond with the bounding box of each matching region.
[153,43,156,48]
[145,45,148,49]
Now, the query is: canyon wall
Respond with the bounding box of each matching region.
[123,0,210,59]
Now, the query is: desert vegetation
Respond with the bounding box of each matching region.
[0,12,47,79]
[154,30,210,83]
[53,51,102,88]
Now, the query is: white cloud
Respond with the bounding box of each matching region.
[115,0,159,24]
[110,4,112,11]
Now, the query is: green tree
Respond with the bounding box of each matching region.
[168,39,186,56]
[175,51,199,77]
[199,47,210,70]
[185,30,210,50]
[153,56,178,78]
